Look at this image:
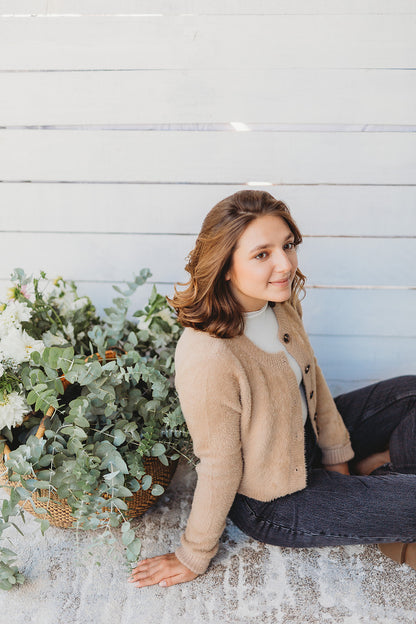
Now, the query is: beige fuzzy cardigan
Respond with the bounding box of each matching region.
[174,300,354,575]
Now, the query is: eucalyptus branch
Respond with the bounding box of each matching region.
[165,443,197,467]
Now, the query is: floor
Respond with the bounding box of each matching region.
[0,462,415,624]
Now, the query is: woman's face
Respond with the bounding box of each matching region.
[225,215,298,312]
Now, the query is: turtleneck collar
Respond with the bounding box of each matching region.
[243,302,268,319]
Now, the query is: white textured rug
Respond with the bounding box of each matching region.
[1,462,415,624]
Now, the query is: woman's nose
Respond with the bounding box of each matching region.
[272,250,293,272]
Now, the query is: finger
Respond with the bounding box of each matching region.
[130,561,174,586]
[131,565,198,588]
[133,572,166,588]
[159,573,188,588]
[128,562,162,582]
[135,554,173,566]
[130,554,174,574]
[130,558,153,573]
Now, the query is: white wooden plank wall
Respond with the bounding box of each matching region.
[0,1,415,394]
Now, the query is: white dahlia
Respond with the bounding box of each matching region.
[0,391,29,429]
[0,328,45,365]
[0,300,32,338]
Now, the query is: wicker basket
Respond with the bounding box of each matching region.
[0,451,177,528]
[0,350,178,528]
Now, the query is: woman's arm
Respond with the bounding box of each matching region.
[129,337,244,587]
[323,461,350,475]
[314,361,355,465]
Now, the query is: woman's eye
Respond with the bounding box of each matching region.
[255,251,268,259]
[284,242,296,251]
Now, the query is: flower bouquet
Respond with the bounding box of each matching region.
[0,269,189,590]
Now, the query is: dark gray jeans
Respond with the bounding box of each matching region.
[228,376,416,547]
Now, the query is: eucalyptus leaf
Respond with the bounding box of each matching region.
[110,498,128,511]
[126,538,141,559]
[151,443,166,458]
[67,438,83,455]
[60,426,87,441]
[121,529,135,546]
[27,480,52,490]
[128,479,141,493]
[39,519,50,535]
[30,351,41,366]
[113,485,132,498]
[151,484,164,497]
[104,470,120,481]
[157,454,169,467]
[74,415,90,429]
[113,430,126,446]
[36,470,54,481]
[141,475,152,491]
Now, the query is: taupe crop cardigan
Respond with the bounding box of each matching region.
[174,299,354,575]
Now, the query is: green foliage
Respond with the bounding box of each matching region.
[0,269,192,589]
[9,269,98,354]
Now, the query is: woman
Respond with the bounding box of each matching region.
[129,190,416,589]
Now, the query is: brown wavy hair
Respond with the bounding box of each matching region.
[169,190,306,338]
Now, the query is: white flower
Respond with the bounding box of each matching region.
[0,328,45,365]
[51,291,73,315]
[73,297,89,311]
[0,362,4,377]
[42,323,75,347]
[157,308,175,327]
[51,290,89,316]
[64,322,75,344]
[136,317,151,332]
[0,300,32,338]
[0,391,29,429]
[42,330,68,347]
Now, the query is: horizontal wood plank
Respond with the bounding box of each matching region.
[0,184,415,237]
[1,15,415,70]
[311,335,416,382]
[2,69,415,125]
[2,0,416,16]
[324,379,381,395]
[0,131,415,184]
[0,233,414,287]
[301,289,416,337]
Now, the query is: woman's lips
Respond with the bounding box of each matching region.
[269,277,291,286]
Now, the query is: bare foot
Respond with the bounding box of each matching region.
[354,450,391,476]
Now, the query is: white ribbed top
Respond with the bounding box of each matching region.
[244,303,308,424]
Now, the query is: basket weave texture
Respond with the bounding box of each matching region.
[0,350,177,528]
[0,455,177,528]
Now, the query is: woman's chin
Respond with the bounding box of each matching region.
[267,287,292,302]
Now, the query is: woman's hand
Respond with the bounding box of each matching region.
[128,553,198,588]
[324,461,350,475]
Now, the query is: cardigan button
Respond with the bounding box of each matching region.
[304,364,310,373]
[313,412,317,420]
[310,390,314,399]
[283,333,290,343]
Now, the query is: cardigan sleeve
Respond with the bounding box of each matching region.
[314,361,355,464]
[173,338,243,575]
